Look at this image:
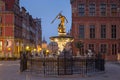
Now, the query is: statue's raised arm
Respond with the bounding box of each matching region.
[51,12,68,34]
[57,13,68,33]
[58,13,68,27]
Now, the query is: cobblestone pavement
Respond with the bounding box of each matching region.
[0,60,120,80]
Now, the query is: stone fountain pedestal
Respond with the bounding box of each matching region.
[50,32,73,55]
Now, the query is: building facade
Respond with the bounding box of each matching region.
[34,18,42,52]
[70,0,120,61]
[0,0,42,58]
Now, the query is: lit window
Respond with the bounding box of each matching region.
[0,41,2,51]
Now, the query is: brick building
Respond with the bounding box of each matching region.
[70,0,120,61]
[34,18,42,52]
[0,0,42,58]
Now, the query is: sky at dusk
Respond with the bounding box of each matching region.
[20,0,72,43]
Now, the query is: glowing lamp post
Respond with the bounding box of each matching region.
[37,48,41,53]
[8,47,11,51]
[33,48,36,52]
[45,50,49,56]
[25,46,30,52]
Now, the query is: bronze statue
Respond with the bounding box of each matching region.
[51,12,68,33]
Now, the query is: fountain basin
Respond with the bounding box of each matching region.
[50,35,73,53]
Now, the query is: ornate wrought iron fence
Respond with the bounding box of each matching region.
[22,57,105,76]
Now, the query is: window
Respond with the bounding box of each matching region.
[0,27,2,36]
[0,7,1,11]
[89,3,95,16]
[0,16,2,23]
[78,4,85,16]
[0,41,2,51]
[100,44,107,53]
[101,25,106,38]
[111,25,116,39]
[100,3,106,16]
[79,25,84,38]
[111,4,117,16]
[88,44,94,51]
[118,43,120,53]
[81,44,84,54]
[112,44,117,55]
[90,25,95,38]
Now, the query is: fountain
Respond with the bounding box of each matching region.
[50,13,73,55]
[24,13,105,75]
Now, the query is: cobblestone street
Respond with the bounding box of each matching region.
[0,60,120,80]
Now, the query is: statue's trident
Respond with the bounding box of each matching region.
[51,11,62,24]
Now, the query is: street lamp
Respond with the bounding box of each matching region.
[46,50,49,56]
[33,48,36,52]
[37,47,41,53]
[8,47,11,51]
[25,46,30,52]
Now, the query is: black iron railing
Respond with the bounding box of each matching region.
[20,56,105,76]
